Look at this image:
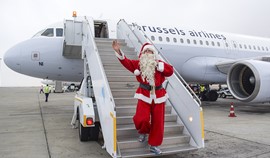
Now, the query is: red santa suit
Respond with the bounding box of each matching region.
[115,43,173,146]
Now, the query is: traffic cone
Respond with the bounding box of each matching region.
[228,102,237,117]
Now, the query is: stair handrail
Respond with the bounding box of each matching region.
[82,16,117,157]
[117,19,204,148]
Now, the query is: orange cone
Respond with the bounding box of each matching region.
[228,102,237,117]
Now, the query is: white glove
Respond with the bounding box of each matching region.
[157,62,164,72]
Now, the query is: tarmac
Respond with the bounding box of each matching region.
[1,87,270,158]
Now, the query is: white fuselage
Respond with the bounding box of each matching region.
[4,18,270,84]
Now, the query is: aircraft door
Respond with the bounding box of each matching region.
[222,40,239,58]
[230,40,239,59]
[94,21,109,38]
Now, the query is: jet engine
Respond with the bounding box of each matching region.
[227,60,270,102]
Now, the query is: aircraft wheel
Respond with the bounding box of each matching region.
[207,90,218,101]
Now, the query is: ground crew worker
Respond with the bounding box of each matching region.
[200,84,205,93]
[43,84,50,102]
[40,85,44,94]
[199,84,206,100]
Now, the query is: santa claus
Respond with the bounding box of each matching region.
[112,40,173,155]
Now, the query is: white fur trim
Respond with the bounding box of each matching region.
[115,50,125,60]
[157,62,164,72]
[142,45,156,54]
[134,93,169,104]
[154,94,169,104]
[134,93,153,104]
[134,69,140,76]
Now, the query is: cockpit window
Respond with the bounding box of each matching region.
[41,28,54,37]
[56,28,63,37]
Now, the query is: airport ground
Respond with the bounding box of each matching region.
[0,87,270,158]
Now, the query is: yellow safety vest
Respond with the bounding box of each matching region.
[44,86,50,93]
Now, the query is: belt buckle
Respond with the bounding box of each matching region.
[150,86,155,94]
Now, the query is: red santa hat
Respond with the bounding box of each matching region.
[139,43,157,58]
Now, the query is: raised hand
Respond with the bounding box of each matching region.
[112,40,121,55]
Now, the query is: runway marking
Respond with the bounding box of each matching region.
[37,93,51,158]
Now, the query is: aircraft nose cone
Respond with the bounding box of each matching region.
[3,46,21,73]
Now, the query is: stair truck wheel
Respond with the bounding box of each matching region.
[78,114,90,142]
[88,122,100,141]
[78,113,100,141]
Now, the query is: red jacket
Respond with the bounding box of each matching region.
[116,52,173,104]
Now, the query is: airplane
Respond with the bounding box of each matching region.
[4,15,270,103]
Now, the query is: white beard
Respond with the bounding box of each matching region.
[139,53,157,86]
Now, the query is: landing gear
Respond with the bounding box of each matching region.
[200,90,218,101]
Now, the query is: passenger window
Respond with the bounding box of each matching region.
[187,39,190,44]
[173,38,177,43]
[253,46,256,50]
[217,42,220,47]
[41,28,54,37]
[205,41,209,46]
[225,42,229,47]
[211,41,215,46]
[262,46,264,51]
[200,40,203,45]
[244,44,247,49]
[151,36,155,41]
[249,45,251,49]
[56,28,63,37]
[266,47,269,51]
[180,38,184,43]
[166,37,170,42]
[239,44,242,49]
[233,43,237,48]
[193,39,197,45]
[158,36,163,41]
[257,46,260,51]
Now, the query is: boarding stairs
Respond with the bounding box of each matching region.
[96,38,200,157]
[65,17,204,158]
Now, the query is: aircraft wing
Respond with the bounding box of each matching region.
[215,55,270,74]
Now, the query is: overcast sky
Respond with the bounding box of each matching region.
[1,0,270,87]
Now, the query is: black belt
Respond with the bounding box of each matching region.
[139,83,163,91]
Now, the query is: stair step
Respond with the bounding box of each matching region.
[100,56,137,64]
[118,133,190,150]
[117,122,183,137]
[107,76,137,82]
[97,46,135,52]
[111,90,135,98]
[94,38,125,43]
[103,64,129,71]
[109,82,138,89]
[116,105,172,117]
[117,114,177,125]
[100,54,137,60]
[95,39,126,45]
[105,70,134,76]
[99,51,137,57]
[114,98,138,106]
[120,144,197,158]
